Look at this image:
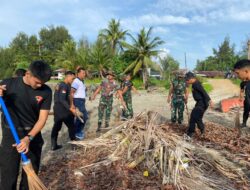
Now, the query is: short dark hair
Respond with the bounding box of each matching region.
[77,67,85,74]
[185,71,195,81]
[234,59,250,70]
[29,60,52,83]
[65,71,75,75]
[14,68,26,77]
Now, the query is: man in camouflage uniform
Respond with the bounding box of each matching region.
[92,71,125,132]
[121,74,140,119]
[167,72,189,124]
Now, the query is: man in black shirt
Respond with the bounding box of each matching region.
[240,80,247,101]
[0,60,52,190]
[234,59,250,128]
[51,71,76,151]
[239,81,249,127]
[185,72,213,138]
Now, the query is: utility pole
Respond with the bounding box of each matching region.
[248,40,250,60]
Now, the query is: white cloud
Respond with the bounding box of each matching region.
[121,14,189,33]
[153,26,169,34]
[228,9,250,22]
[154,0,250,24]
[154,0,238,14]
[139,14,190,25]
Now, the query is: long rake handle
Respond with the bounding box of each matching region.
[0,97,29,163]
[185,104,190,121]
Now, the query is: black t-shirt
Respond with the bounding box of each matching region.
[240,81,247,90]
[192,80,211,108]
[0,77,52,130]
[244,81,250,106]
[54,82,72,117]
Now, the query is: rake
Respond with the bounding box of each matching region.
[185,103,190,122]
[234,106,241,136]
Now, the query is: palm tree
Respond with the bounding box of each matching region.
[99,19,128,56]
[122,27,164,89]
[76,38,91,70]
[55,40,78,70]
[160,55,179,80]
[89,38,112,77]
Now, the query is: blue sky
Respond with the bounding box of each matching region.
[0,0,250,69]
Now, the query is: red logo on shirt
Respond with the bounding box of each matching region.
[35,96,43,104]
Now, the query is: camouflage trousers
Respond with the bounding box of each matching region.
[98,95,113,126]
[171,99,185,123]
[123,95,133,119]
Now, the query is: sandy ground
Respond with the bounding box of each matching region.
[0,78,246,166]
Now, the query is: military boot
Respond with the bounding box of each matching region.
[51,137,62,151]
[105,122,109,128]
[96,122,102,132]
[241,122,247,128]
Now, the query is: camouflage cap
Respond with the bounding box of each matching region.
[106,70,116,77]
[173,70,185,77]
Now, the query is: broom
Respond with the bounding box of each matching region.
[0,97,48,190]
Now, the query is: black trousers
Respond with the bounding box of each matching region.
[243,100,250,124]
[0,127,43,190]
[51,107,75,140]
[188,105,207,135]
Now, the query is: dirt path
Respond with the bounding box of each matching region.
[203,79,241,127]
[207,78,239,103]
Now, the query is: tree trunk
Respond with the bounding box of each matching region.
[142,68,149,90]
[111,41,116,56]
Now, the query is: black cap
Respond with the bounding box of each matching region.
[185,71,195,81]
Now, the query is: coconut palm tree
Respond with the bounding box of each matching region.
[99,19,128,56]
[89,38,112,77]
[55,40,78,70]
[122,27,164,89]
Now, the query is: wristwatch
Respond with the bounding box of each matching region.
[27,134,34,141]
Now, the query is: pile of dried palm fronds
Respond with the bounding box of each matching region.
[71,112,250,190]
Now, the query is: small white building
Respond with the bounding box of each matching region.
[51,68,66,80]
[147,68,162,80]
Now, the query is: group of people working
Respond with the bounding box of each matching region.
[51,68,139,150]
[168,59,250,138]
[167,70,213,138]
[0,59,249,189]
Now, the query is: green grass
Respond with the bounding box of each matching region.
[202,82,213,93]
[48,79,62,83]
[231,78,241,86]
[149,77,170,88]
[132,78,144,89]
[197,76,208,83]
[196,76,213,93]
[85,78,102,85]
